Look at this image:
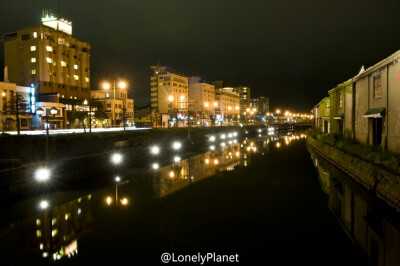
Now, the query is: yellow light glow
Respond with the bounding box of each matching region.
[168,95,174,102]
[106,196,112,206]
[169,171,174,178]
[103,82,111,90]
[213,102,218,107]
[213,159,219,165]
[205,159,210,164]
[276,142,281,148]
[180,95,185,100]
[276,109,281,114]
[204,102,209,107]
[118,81,127,89]
[120,198,128,205]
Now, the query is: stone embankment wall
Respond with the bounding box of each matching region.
[307,136,400,212]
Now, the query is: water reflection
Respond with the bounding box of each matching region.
[9,194,93,261]
[310,148,400,266]
[4,130,308,263]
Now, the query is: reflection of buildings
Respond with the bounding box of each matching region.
[152,144,241,198]
[312,151,400,266]
[10,194,94,261]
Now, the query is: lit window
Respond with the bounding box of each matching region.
[36,230,42,238]
[33,32,37,38]
[339,91,343,108]
[61,61,66,67]
[74,64,78,70]
[46,57,53,63]
[46,46,53,52]
[31,69,36,75]
[85,77,89,83]
[30,46,36,51]
[74,75,79,80]
[31,58,36,63]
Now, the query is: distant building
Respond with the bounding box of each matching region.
[4,9,91,101]
[250,96,269,116]
[0,82,34,131]
[214,87,240,124]
[233,86,251,117]
[150,64,188,127]
[90,89,134,127]
[188,76,215,125]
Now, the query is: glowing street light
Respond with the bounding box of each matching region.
[103,80,127,128]
[115,176,121,182]
[173,156,181,163]
[152,163,159,170]
[209,135,216,142]
[40,200,49,210]
[36,106,58,162]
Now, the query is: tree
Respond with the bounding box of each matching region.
[4,92,30,135]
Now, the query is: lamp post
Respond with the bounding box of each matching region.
[36,107,58,162]
[103,81,127,128]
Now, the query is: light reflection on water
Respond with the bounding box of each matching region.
[310,148,400,266]
[4,130,308,263]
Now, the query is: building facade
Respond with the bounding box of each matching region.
[214,88,240,124]
[0,82,33,131]
[4,10,91,101]
[90,89,134,127]
[188,76,216,125]
[328,79,353,136]
[233,86,251,118]
[353,51,400,152]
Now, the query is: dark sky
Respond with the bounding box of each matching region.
[1,0,400,112]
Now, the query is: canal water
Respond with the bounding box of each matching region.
[1,129,396,265]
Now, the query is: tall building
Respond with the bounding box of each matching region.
[250,96,270,115]
[215,87,240,124]
[188,76,216,124]
[150,64,188,121]
[4,10,91,101]
[233,86,251,116]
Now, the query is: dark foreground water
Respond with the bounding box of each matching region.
[0,130,386,265]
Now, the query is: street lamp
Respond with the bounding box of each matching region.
[103,80,128,128]
[36,107,58,162]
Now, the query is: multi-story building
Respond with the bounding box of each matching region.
[90,89,134,127]
[4,10,91,101]
[215,88,240,124]
[250,96,270,116]
[0,82,33,131]
[233,86,251,117]
[150,64,188,127]
[188,76,216,125]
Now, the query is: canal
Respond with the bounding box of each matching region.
[1,128,395,265]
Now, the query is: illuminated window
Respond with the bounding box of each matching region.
[31,69,36,75]
[373,75,382,99]
[74,64,78,70]
[31,58,36,63]
[74,75,79,80]
[46,46,53,52]
[30,46,36,51]
[33,32,37,38]
[36,230,42,238]
[52,229,58,237]
[61,61,66,67]
[36,219,41,226]
[46,57,53,63]
[85,77,89,83]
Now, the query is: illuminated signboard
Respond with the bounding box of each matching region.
[42,15,72,35]
[30,83,36,113]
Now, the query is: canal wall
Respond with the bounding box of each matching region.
[307,133,400,212]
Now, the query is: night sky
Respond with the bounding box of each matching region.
[1,0,400,112]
